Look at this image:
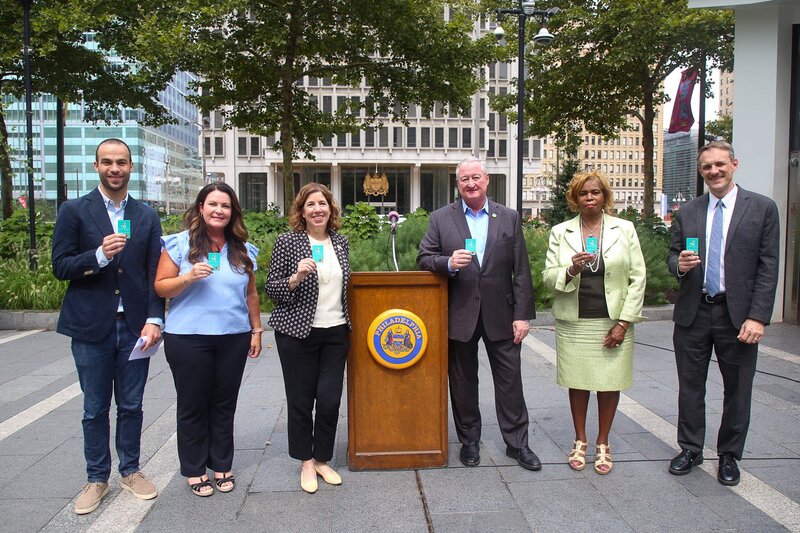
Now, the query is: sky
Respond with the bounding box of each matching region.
[662,67,720,130]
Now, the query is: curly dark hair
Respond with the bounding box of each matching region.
[288,183,341,233]
[183,182,252,273]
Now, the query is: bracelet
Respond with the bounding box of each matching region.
[617,321,628,331]
[567,266,576,277]
[251,328,264,334]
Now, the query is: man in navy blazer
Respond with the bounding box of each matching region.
[418,157,540,471]
[667,141,779,486]
[52,139,165,514]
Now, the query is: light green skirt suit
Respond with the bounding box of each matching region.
[542,214,646,391]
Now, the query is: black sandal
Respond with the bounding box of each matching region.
[189,477,213,497]
[215,474,235,493]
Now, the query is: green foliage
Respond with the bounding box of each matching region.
[0,0,190,218]
[340,202,382,240]
[524,227,554,311]
[243,204,288,236]
[615,209,675,304]
[187,0,501,208]
[706,114,733,143]
[349,212,432,272]
[0,207,56,258]
[492,0,734,216]
[542,157,580,227]
[0,240,67,310]
[159,214,185,236]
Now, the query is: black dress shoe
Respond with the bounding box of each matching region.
[668,449,703,475]
[718,453,740,486]
[506,445,542,471]
[459,443,480,467]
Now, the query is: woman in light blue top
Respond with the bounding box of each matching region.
[154,182,262,497]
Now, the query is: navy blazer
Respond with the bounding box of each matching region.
[667,186,780,329]
[52,188,165,342]
[265,230,351,339]
[417,199,535,342]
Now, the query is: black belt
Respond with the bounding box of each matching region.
[115,312,125,320]
[702,293,726,304]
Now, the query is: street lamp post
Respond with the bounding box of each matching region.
[21,0,37,270]
[495,1,558,217]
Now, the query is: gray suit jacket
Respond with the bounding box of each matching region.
[667,186,780,329]
[417,200,535,342]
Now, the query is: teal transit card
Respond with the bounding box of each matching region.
[465,238,477,254]
[686,238,699,253]
[312,244,324,263]
[118,219,131,239]
[208,252,221,271]
[585,236,598,255]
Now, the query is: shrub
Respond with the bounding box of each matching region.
[0,240,67,310]
[340,202,381,240]
[0,207,56,258]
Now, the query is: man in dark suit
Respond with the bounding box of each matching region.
[667,141,779,486]
[417,157,540,470]
[52,138,165,513]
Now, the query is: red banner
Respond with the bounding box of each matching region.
[668,68,698,133]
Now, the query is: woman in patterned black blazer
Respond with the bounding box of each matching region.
[265,183,351,494]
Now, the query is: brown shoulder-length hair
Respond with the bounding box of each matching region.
[288,183,342,233]
[566,170,615,213]
[183,182,253,274]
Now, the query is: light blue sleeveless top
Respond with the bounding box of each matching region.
[162,230,258,335]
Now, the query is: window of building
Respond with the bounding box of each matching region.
[434,127,444,148]
[340,166,410,215]
[379,127,389,148]
[421,127,431,148]
[499,139,507,158]
[532,139,541,158]
[407,127,416,148]
[488,139,495,157]
[462,128,471,149]
[323,96,332,114]
[365,128,375,147]
[351,131,360,147]
[449,128,458,148]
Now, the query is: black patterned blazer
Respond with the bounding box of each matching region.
[265,230,351,338]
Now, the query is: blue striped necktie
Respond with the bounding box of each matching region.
[706,199,724,296]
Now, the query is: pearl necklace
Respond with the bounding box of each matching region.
[580,216,603,274]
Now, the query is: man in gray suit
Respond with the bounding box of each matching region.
[417,157,540,470]
[667,141,780,486]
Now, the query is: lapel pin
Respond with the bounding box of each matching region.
[491,213,497,218]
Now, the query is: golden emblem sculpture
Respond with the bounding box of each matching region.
[363,172,390,197]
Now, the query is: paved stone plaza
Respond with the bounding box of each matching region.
[0,313,798,532]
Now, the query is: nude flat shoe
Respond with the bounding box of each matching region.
[314,464,342,486]
[300,469,318,494]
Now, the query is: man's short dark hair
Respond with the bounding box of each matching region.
[697,140,735,165]
[95,138,132,162]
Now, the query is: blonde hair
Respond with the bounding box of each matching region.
[566,170,615,213]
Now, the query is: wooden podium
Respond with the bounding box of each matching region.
[347,271,448,470]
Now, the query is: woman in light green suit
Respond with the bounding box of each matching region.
[543,171,646,475]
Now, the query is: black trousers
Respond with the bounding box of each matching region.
[673,300,758,460]
[164,332,250,477]
[275,325,349,462]
[448,315,529,450]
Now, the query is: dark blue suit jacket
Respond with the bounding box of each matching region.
[667,186,780,329]
[52,188,165,342]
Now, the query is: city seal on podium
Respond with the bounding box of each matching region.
[367,309,428,369]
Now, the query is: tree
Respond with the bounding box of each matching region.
[706,113,732,143]
[492,0,733,216]
[189,0,499,211]
[541,156,579,227]
[0,0,189,218]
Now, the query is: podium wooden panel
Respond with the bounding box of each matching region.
[347,271,448,470]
